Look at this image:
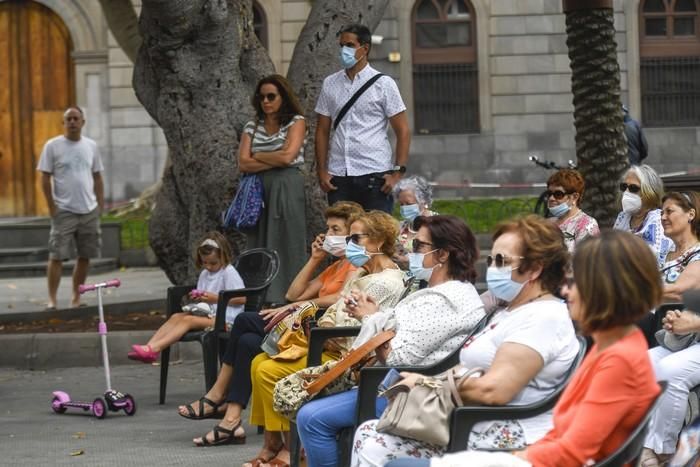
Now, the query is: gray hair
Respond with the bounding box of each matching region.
[623,164,663,209]
[392,175,433,208]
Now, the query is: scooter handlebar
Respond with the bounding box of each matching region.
[79,279,121,294]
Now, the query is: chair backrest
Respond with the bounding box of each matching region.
[233,248,280,312]
[595,381,668,466]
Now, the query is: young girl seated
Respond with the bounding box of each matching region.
[128,231,245,363]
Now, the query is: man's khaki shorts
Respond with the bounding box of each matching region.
[49,208,101,261]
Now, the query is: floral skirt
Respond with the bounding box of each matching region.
[351,419,526,467]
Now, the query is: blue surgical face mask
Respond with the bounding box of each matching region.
[339,45,359,69]
[548,202,570,218]
[400,204,421,222]
[408,250,438,281]
[486,266,527,302]
[345,240,371,267]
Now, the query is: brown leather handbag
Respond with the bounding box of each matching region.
[273,330,396,420]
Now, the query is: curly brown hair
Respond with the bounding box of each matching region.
[547,169,585,200]
[353,210,399,257]
[325,201,365,225]
[414,215,479,283]
[573,230,662,334]
[493,214,569,294]
[193,231,234,269]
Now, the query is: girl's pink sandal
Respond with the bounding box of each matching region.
[130,344,159,363]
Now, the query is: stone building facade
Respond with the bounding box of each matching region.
[1,0,698,212]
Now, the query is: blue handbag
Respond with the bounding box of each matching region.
[223,174,264,229]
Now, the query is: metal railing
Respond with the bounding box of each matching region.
[641,56,700,127]
[413,63,479,134]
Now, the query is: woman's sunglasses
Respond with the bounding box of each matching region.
[257,93,279,102]
[486,254,524,268]
[545,190,572,200]
[412,239,434,252]
[619,183,641,194]
[345,233,369,244]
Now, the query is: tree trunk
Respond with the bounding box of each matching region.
[134,0,274,283]
[98,0,142,63]
[563,0,628,228]
[287,0,390,249]
[132,0,389,283]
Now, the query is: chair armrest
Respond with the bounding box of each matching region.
[446,395,561,452]
[307,326,361,367]
[166,285,197,317]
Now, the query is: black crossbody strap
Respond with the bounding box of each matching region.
[333,73,385,130]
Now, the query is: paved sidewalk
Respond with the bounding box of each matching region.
[0,361,266,466]
[0,267,172,317]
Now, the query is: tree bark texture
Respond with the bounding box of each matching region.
[98,0,142,63]
[134,0,274,283]
[287,0,390,254]
[564,7,628,228]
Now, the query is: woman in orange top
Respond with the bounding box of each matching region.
[384,230,662,467]
[176,201,363,445]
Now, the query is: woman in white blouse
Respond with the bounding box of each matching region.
[296,215,486,467]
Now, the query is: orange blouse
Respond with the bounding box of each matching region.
[317,259,357,298]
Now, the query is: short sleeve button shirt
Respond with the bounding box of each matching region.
[315,65,406,177]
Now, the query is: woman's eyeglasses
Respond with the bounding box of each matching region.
[412,239,434,252]
[619,183,641,194]
[257,93,279,102]
[545,190,572,200]
[486,254,524,268]
[345,233,369,244]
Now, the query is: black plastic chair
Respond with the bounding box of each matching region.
[595,381,668,466]
[447,334,588,452]
[158,248,279,404]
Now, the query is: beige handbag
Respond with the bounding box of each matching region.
[376,367,483,447]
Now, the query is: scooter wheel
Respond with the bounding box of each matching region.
[92,398,107,419]
[51,396,66,414]
[122,394,136,416]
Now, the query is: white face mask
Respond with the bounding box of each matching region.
[622,191,643,214]
[322,235,347,257]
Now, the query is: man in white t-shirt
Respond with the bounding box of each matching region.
[315,23,411,213]
[36,106,104,310]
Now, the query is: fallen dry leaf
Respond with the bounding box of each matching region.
[70,450,84,456]
[71,432,86,439]
[6,284,17,290]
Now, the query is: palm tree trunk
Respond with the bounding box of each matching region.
[563,0,628,228]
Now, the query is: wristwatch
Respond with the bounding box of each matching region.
[392,165,407,174]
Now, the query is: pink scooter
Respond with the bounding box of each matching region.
[51,279,136,419]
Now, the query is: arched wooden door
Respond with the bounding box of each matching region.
[0,0,75,216]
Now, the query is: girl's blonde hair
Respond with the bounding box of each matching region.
[193,231,233,268]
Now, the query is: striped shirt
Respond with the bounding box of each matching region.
[243,115,305,167]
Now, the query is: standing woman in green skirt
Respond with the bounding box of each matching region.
[238,75,307,304]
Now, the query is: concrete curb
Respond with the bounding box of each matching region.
[0,330,204,369]
[0,298,166,323]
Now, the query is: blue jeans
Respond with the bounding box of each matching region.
[296,388,387,467]
[327,174,394,213]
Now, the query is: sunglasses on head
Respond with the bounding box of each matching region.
[345,233,369,244]
[486,253,525,268]
[257,93,279,102]
[620,183,641,194]
[412,239,434,252]
[545,190,572,200]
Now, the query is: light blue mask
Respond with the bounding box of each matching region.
[408,250,437,281]
[400,204,421,222]
[339,45,359,69]
[486,266,527,302]
[548,202,570,218]
[345,240,371,267]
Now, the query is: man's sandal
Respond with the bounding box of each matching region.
[194,420,246,447]
[179,396,223,420]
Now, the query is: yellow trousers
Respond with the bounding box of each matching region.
[249,351,336,432]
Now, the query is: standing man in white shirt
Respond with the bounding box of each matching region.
[37,106,105,310]
[315,23,411,213]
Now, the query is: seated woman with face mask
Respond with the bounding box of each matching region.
[392,175,438,269]
[545,169,599,252]
[351,215,580,466]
